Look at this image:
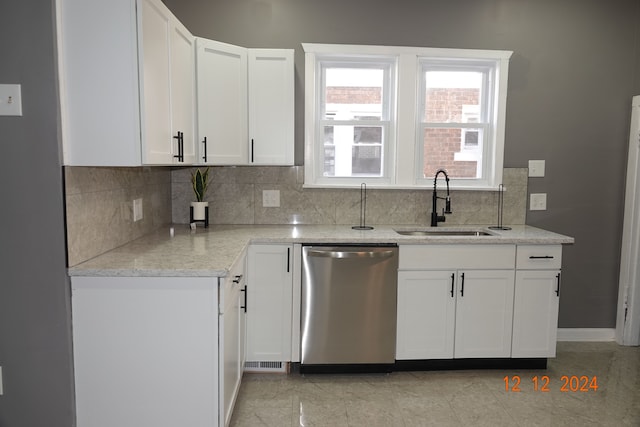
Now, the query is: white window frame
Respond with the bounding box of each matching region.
[306,51,397,187]
[303,43,512,190]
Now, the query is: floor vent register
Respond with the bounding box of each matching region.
[244,361,288,373]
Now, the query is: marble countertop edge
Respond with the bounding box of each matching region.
[67,224,574,278]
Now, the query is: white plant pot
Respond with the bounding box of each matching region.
[191,201,208,221]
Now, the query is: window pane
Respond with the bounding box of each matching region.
[323,125,383,177]
[424,71,482,122]
[423,127,483,179]
[324,68,384,120]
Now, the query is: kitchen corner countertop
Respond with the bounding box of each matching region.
[67,224,574,278]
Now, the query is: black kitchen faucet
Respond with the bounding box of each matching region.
[431,168,452,226]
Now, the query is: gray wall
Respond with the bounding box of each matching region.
[0,0,75,426]
[164,0,640,328]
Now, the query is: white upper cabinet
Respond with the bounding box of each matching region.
[195,39,248,165]
[59,0,294,167]
[139,0,195,164]
[58,0,143,166]
[58,0,195,166]
[248,49,295,165]
[168,16,197,164]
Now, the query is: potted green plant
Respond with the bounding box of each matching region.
[190,167,210,221]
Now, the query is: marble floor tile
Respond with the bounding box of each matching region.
[230,342,640,427]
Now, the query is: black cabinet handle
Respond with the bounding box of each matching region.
[251,139,254,163]
[173,131,184,162]
[286,247,290,272]
[240,285,247,313]
[529,255,554,259]
[202,136,207,162]
[233,274,243,284]
[555,273,561,297]
[460,272,465,297]
[450,273,455,298]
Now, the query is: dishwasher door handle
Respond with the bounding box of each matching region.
[306,249,396,259]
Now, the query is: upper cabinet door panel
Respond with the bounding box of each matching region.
[58,0,142,166]
[169,19,197,164]
[248,49,295,165]
[139,0,174,164]
[196,39,248,165]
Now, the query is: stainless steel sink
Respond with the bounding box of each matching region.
[394,229,494,237]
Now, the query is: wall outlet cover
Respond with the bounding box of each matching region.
[133,198,143,221]
[528,160,545,177]
[530,193,547,211]
[262,190,280,207]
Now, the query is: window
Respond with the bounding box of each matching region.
[303,44,512,189]
[309,55,396,186]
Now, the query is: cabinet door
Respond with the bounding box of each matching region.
[140,0,173,164]
[220,273,245,427]
[454,270,515,358]
[71,277,218,427]
[246,244,293,362]
[169,18,197,164]
[248,49,295,165]
[58,0,142,166]
[512,270,561,357]
[196,39,248,165]
[397,270,456,359]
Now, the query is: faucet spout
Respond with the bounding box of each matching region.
[431,169,452,226]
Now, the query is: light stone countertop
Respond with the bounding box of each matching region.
[67,224,574,278]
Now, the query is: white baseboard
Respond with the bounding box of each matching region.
[557,328,616,342]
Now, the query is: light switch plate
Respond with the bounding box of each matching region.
[0,84,23,116]
[530,193,547,211]
[528,160,545,177]
[262,190,280,207]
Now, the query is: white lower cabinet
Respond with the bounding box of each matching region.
[397,244,517,360]
[397,244,564,361]
[246,244,294,362]
[71,250,246,427]
[512,245,562,358]
[220,250,246,426]
[397,270,456,359]
[397,268,515,359]
[453,269,515,358]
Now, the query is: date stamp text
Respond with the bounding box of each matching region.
[503,375,599,392]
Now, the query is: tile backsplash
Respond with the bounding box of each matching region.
[65,166,526,266]
[65,167,172,266]
[171,167,527,227]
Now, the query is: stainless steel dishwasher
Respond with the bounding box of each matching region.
[300,244,398,373]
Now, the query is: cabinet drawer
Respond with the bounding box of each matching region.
[516,245,562,269]
[399,244,515,270]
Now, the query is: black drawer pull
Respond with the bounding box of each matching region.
[529,255,554,259]
[240,285,247,312]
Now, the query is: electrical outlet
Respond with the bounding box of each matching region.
[528,160,545,177]
[262,190,280,207]
[530,193,547,211]
[133,198,143,222]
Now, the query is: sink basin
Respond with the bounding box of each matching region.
[394,229,494,237]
